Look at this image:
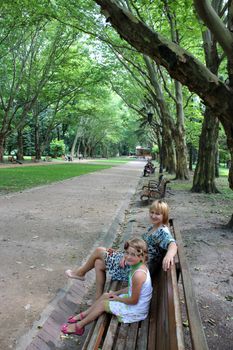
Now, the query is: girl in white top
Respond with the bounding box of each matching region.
[61,238,153,336]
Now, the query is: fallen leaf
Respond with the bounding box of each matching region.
[183,320,189,327]
[24,304,31,310]
[43,267,53,272]
[207,318,216,325]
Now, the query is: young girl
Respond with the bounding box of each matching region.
[61,238,152,336]
[65,200,177,299]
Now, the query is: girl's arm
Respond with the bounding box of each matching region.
[109,287,128,296]
[162,242,177,271]
[110,270,146,305]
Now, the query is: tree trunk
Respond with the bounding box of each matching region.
[188,144,193,171]
[215,148,219,178]
[226,214,233,229]
[174,80,189,179]
[192,26,220,192]
[143,56,176,173]
[0,133,5,162]
[163,130,176,173]
[192,108,219,193]
[17,129,24,160]
[70,126,80,159]
[34,115,41,160]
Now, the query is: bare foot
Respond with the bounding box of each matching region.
[65,269,86,281]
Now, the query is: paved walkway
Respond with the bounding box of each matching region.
[10,160,145,350]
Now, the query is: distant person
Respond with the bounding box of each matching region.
[65,155,72,161]
[61,238,152,336]
[143,160,155,176]
[65,200,177,299]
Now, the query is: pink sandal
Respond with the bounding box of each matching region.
[61,323,85,336]
[67,312,85,324]
[65,269,86,281]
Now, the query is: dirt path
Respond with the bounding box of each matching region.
[0,162,233,350]
[0,161,144,350]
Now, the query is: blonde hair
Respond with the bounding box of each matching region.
[149,200,169,225]
[124,238,148,264]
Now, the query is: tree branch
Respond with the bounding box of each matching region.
[93,0,232,124]
[194,0,233,58]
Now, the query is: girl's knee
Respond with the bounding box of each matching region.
[95,247,106,254]
[102,293,109,299]
[95,258,106,270]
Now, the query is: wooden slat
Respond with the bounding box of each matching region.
[170,264,185,350]
[125,322,139,349]
[113,323,129,350]
[159,269,168,350]
[167,267,183,350]
[136,318,149,350]
[147,273,159,350]
[102,316,119,350]
[84,313,110,350]
[81,321,96,350]
[172,221,209,350]
[82,280,119,350]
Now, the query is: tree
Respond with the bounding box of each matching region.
[92,0,233,227]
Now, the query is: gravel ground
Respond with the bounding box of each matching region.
[1,160,232,350]
[0,160,144,350]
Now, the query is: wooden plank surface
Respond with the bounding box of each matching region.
[113,323,129,350]
[125,322,139,350]
[170,264,185,350]
[172,220,209,350]
[136,318,149,350]
[147,273,159,350]
[83,313,110,350]
[102,316,119,350]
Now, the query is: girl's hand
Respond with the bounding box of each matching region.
[162,252,174,271]
[119,256,126,268]
[108,294,120,301]
[107,248,115,256]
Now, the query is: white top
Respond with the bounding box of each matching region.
[108,267,153,323]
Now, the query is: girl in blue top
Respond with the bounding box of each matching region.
[65,200,177,299]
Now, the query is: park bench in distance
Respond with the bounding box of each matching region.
[140,176,170,201]
[82,219,208,350]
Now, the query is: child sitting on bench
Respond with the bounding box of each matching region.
[65,200,177,299]
[61,238,152,336]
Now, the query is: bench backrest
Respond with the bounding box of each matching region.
[148,263,184,350]
[169,219,209,350]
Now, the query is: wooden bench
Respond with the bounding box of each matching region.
[8,155,22,164]
[82,220,208,350]
[140,177,170,201]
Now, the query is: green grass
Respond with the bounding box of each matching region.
[159,168,233,199]
[219,166,229,177]
[87,157,136,164]
[0,163,111,193]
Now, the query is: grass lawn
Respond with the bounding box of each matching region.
[165,166,233,201]
[86,157,136,164]
[0,163,111,193]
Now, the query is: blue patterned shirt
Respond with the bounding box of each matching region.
[142,225,175,268]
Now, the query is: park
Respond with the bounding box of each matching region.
[0,1,233,349]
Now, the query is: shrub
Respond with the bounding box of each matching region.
[50,139,65,158]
